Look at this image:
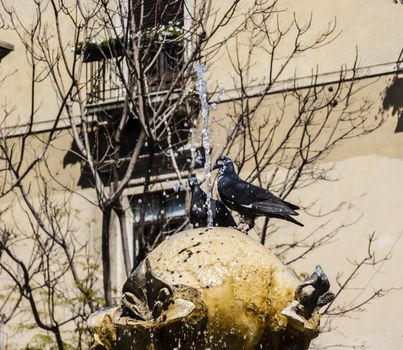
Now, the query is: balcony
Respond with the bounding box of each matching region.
[77,36,184,110]
[85,58,126,106]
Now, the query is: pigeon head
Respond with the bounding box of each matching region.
[213,155,232,170]
[213,156,237,178]
[188,175,199,189]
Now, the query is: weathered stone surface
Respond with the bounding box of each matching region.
[89,227,327,350]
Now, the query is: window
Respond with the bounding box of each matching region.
[132,189,186,224]
[134,0,185,89]
[75,0,185,104]
[131,188,187,240]
[133,0,183,30]
[145,37,184,90]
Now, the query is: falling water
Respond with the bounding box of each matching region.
[193,63,213,228]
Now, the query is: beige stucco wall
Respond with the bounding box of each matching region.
[206,0,403,91]
[294,154,403,349]
[0,1,77,126]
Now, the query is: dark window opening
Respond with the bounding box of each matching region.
[136,0,185,91]
[131,188,187,242]
[133,0,183,30]
[145,40,184,90]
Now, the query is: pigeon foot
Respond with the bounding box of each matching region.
[235,223,250,233]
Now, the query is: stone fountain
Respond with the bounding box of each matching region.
[88,63,333,349]
[88,227,334,350]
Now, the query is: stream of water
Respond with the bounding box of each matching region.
[193,63,213,228]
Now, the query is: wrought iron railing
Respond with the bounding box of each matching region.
[85,59,126,104]
[84,41,183,105]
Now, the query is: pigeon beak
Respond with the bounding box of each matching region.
[188,176,196,187]
[212,163,219,170]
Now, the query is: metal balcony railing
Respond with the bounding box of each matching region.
[84,42,183,106]
[85,59,126,105]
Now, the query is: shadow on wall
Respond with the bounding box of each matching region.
[62,114,203,189]
[383,76,403,133]
[62,110,144,188]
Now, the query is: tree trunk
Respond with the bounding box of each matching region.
[54,327,64,350]
[102,206,113,306]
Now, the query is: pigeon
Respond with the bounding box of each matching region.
[188,175,236,228]
[213,155,303,230]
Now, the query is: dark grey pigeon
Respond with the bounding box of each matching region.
[213,156,303,230]
[188,175,236,228]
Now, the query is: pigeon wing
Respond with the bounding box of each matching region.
[235,180,300,214]
[190,187,208,227]
[218,177,258,206]
[220,178,282,205]
[214,200,236,227]
[219,178,298,215]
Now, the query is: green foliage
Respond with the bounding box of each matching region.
[25,333,55,349]
[24,332,80,350]
[75,24,183,56]
[75,37,124,57]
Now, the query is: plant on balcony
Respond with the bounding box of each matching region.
[75,37,125,62]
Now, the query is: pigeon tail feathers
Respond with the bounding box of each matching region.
[252,201,299,216]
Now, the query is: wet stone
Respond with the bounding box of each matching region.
[88,227,329,350]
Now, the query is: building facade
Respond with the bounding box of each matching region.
[0,0,403,348]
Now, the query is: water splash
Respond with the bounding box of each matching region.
[193,63,213,228]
